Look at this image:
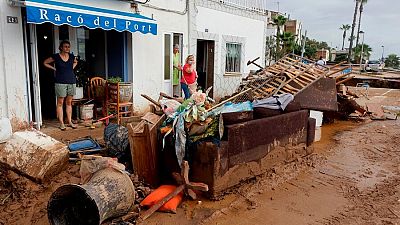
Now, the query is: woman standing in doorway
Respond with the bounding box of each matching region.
[181,55,198,99]
[43,40,78,130]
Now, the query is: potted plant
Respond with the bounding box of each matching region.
[74,57,89,99]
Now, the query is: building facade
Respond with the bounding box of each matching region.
[0,0,267,129]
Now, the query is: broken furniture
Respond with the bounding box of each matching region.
[0,130,69,182]
[106,82,134,124]
[48,167,135,225]
[88,76,107,118]
[127,112,166,187]
[136,160,208,222]
[234,54,329,103]
[188,110,315,199]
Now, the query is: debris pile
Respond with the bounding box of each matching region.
[4,53,397,224]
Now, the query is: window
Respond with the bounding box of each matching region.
[225,43,241,73]
[77,28,89,61]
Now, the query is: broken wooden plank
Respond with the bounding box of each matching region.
[336,76,355,85]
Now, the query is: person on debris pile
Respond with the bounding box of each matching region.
[173,44,182,96]
[181,54,198,99]
[43,40,78,131]
[316,56,326,69]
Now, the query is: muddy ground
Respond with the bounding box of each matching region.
[0,87,399,225]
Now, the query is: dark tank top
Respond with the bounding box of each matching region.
[53,53,76,84]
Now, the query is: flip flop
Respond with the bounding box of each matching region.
[59,124,66,131]
[67,123,78,129]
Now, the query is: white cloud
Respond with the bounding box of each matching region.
[272,0,400,59]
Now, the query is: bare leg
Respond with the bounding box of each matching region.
[65,95,74,125]
[57,97,65,126]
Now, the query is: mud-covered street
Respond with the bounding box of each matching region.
[0,86,400,225]
[134,119,398,225]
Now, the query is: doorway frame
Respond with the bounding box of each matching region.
[191,31,219,98]
[162,32,173,96]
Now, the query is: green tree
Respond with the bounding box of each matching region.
[334,54,348,63]
[353,44,372,63]
[348,0,361,62]
[340,24,351,50]
[293,38,330,59]
[385,54,400,68]
[356,0,368,46]
[265,36,276,65]
[272,15,287,60]
[279,31,296,55]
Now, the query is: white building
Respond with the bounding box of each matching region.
[0,0,267,129]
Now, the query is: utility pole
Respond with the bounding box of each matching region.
[359,31,365,73]
[301,30,307,58]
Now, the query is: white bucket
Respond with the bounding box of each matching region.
[309,110,323,127]
[0,117,12,143]
[73,87,84,99]
[80,104,94,120]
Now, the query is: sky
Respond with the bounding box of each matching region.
[268,0,400,60]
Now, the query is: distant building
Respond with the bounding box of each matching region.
[316,49,330,61]
[284,20,303,45]
[330,49,349,62]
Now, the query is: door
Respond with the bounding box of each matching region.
[163,33,173,96]
[172,33,183,97]
[29,24,43,128]
[196,40,215,97]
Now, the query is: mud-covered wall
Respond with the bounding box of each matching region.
[0,2,29,128]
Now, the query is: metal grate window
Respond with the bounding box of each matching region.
[225,43,242,73]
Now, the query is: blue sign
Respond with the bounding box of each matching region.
[25,0,157,35]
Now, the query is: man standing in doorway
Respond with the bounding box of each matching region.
[173,44,182,96]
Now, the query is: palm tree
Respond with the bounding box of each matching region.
[340,24,351,50]
[348,0,361,62]
[385,54,400,68]
[356,0,368,46]
[272,15,287,60]
[353,43,372,63]
[279,32,296,54]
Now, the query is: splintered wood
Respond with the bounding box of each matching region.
[233,54,330,103]
[324,61,354,85]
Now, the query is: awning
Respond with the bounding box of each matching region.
[25,0,157,35]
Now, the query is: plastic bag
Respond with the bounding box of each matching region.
[79,155,126,184]
[160,99,181,116]
[221,101,253,114]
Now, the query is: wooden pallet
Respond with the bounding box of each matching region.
[234,54,329,102]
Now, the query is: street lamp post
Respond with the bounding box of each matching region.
[359,31,365,73]
[381,45,385,62]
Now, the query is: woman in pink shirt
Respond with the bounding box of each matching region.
[180,55,198,99]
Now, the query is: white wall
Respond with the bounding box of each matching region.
[131,2,189,112]
[0,2,29,126]
[196,6,266,99]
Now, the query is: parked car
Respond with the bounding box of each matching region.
[365,60,385,72]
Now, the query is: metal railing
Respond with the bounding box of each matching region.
[211,0,268,14]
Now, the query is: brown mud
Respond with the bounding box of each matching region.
[1,93,399,224]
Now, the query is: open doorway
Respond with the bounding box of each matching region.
[28,24,128,125]
[196,39,215,97]
[36,23,56,120]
